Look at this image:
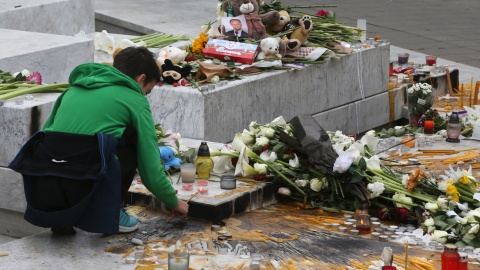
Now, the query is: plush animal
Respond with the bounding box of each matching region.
[287,15,314,51]
[159,146,182,170]
[266,10,290,33]
[256,37,282,60]
[157,46,187,65]
[161,59,192,84]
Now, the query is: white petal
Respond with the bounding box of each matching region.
[288,154,299,168]
[260,150,277,163]
[474,193,480,201]
[101,35,116,55]
[117,39,135,49]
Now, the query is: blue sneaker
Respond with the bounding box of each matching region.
[119,208,139,233]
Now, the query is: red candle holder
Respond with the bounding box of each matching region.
[424,119,434,135]
[356,214,371,234]
[182,184,193,191]
[196,180,209,186]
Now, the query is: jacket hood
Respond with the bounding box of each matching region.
[69,63,142,94]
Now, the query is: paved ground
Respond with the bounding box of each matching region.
[281,0,480,69]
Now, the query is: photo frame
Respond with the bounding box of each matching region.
[222,15,248,38]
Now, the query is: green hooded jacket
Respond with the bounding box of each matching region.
[43,63,178,208]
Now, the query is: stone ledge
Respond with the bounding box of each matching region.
[0,0,94,35]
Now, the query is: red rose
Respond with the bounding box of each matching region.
[395,208,410,223]
[377,207,388,220]
[315,10,329,17]
[185,55,197,62]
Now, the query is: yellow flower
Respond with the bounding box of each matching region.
[191,32,209,55]
[446,185,460,202]
[460,175,470,184]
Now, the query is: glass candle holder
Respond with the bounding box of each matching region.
[196,180,209,186]
[425,55,437,66]
[168,251,189,270]
[180,163,196,183]
[181,184,193,191]
[398,53,409,66]
[401,133,415,148]
[356,214,371,234]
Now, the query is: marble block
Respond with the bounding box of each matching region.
[0,167,26,213]
[0,93,59,167]
[0,29,93,84]
[313,88,405,135]
[149,45,389,142]
[93,0,217,37]
[0,0,94,35]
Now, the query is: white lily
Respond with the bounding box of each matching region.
[94,30,108,50]
[333,141,352,155]
[360,133,379,153]
[74,30,86,38]
[259,149,277,163]
[12,69,30,78]
[101,34,116,55]
[212,145,236,174]
[365,155,382,173]
[288,154,299,168]
[345,142,364,164]
[231,133,256,158]
[234,146,257,177]
[117,39,136,49]
[269,116,287,128]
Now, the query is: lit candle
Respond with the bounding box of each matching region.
[198,187,208,195]
[356,214,371,234]
[424,119,434,135]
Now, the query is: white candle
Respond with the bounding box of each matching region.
[168,257,189,270]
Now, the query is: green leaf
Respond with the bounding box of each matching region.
[358,157,367,171]
[387,128,395,136]
[350,173,363,183]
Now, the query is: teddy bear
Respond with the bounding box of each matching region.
[161,59,192,85]
[157,46,187,65]
[256,37,282,60]
[286,15,314,51]
[266,10,290,33]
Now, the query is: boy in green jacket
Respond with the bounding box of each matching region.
[43,47,189,233]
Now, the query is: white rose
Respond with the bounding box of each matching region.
[367,182,385,197]
[310,178,327,192]
[392,193,413,210]
[269,116,287,128]
[241,129,255,145]
[255,136,269,147]
[260,126,275,138]
[333,151,355,173]
[424,217,435,227]
[278,187,291,196]
[425,202,439,213]
[431,230,449,244]
[366,130,376,136]
[427,226,435,234]
[253,163,268,174]
[407,87,414,94]
[437,197,448,209]
[295,179,309,187]
[249,121,260,133]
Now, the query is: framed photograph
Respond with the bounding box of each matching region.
[222,15,248,38]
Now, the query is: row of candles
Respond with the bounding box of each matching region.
[323,214,449,251]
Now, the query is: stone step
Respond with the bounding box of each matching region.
[0,0,94,35]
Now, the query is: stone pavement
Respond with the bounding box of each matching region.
[281,0,480,69]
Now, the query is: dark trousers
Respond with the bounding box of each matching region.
[117,126,138,203]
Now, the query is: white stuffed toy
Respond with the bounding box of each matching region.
[157,46,187,65]
[256,37,282,60]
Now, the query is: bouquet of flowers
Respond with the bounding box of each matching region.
[407,83,434,126]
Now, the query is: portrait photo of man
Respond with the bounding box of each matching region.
[223,15,249,38]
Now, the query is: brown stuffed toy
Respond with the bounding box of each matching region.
[266,10,290,33]
[287,15,314,51]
